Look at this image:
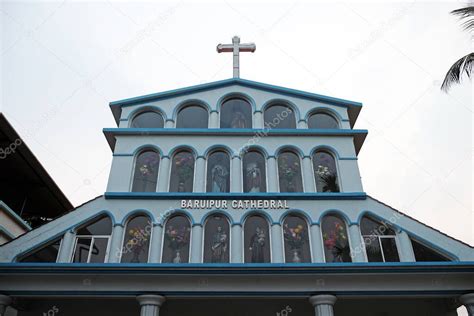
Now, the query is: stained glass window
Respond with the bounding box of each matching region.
[220,98,252,128]
[169,151,195,192]
[308,113,338,129]
[132,150,160,192]
[313,151,339,193]
[176,105,208,128]
[322,215,351,262]
[244,215,271,263]
[203,214,230,263]
[264,104,296,129]
[162,215,191,263]
[131,111,164,128]
[206,151,230,193]
[360,216,399,262]
[283,215,311,263]
[243,151,267,193]
[121,215,152,263]
[278,151,303,192]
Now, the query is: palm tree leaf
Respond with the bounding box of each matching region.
[451,6,474,31]
[441,52,474,91]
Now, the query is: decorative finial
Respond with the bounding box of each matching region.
[217,36,256,78]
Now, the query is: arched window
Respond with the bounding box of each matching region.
[203,214,230,263]
[244,215,271,263]
[19,238,62,262]
[132,150,160,192]
[313,151,339,193]
[73,216,112,263]
[220,98,252,128]
[278,151,303,192]
[131,111,164,128]
[410,238,451,262]
[169,150,195,192]
[243,151,267,193]
[283,215,311,263]
[361,216,399,262]
[120,215,152,263]
[206,151,230,193]
[308,113,339,129]
[176,105,208,128]
[162,215,191,263]
[264,104,296,129]
[321,214,351,263]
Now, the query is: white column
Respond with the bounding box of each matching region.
[309,295,337,316]
[310,224,324,263]
[271,223,284,263]
[108,224,124,263]
[348,223,366,262]
[231,156,242,192]
[210,111,219,128]
[157,156,170,192]
[298,119,308,129]
[231,224,243,263]
[460,293,474,316]
[165,119,174,128]
[267,156,278,192]
[0,295,12,316]
[397,230,416,262]
[137,295,166,316]
[194,156,206,192]
[302,156,316,192]
[191,224,203,263]
[254,111,263,128]
[57,230,75,263]
[149,224,163,263]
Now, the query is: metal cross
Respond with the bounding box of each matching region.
[217,36,256,78]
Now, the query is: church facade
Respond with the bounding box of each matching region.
[0,77,473,316]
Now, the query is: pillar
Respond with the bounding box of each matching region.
[231,224,243,263]
[397,230,416,262]
[194,156,206,192]
[271,223,284,263]
[137,295,166,316]
[309,295,337,316]
[210,111,219,128]
[165,119,174,128]
[460,293,474,316]
[302,156,316,192]
[231,156,242,192]
[0,294,12,316]
[310,224,324,263]
[190,223,203,263]
[157,156,171,192]
[108,224,124,263]
[149,224,163,263]
[298,119,308,129]
[348,223,366,262]
[57,230,75,263]
[254,111,263,128]
[267,156,278,192]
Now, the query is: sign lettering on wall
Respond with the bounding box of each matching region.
[180,199,289,210]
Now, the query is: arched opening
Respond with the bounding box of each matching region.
[307,112,339,129]
[72,216,112,263]
[321,214,351,262]
[244,215,271,263]
[283,214,311,263]
[203,214,230,263]
[169,150,195,192]
[264,104,296,129]
[162,215,192,263]
[121,215,152,263]
[131,111,164,128]
[278,151,303,192]
[131,150,160,192]
[176,105,208,128]
[206,150,230,193]
[243,151,267,193]
[312,151,340,193]
[220,98,252,128]
[361,216,400,262]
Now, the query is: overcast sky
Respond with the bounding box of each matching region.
[1,0,472,249]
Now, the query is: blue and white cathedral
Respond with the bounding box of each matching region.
[0,37,473,316]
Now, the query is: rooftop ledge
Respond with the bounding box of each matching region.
[103,128,368,154]
[104,192,367,200]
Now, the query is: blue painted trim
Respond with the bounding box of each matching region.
[261,98,301,122]
[119,118,128,122]
[0,225,15,239]
[204,144,235,157]
[317,209,356,226]
[172,99,211,123]
[132,144,163,157]
[238,145,269,158]
[278,209,313,225]
[357,211,460,261]
[112,153,134,157]
[161,209,194,226]
[168,144,199,158]
[275,145,305,158]
[104,192,367,200]
[305,107,344,127]
[127,105,167,124]
[13,235,64,262]
[0,201,32,231]
[240,210,274,226]
[120,209,156,226]
[309,145,341,159]
[253,110,263,114]
[73,210,116,233]
[339,157,358,160]
[200,210,235,226]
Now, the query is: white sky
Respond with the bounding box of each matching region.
[1,0,472,249]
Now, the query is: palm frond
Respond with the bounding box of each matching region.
[441,52,474,91]
[451,6,474,31]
